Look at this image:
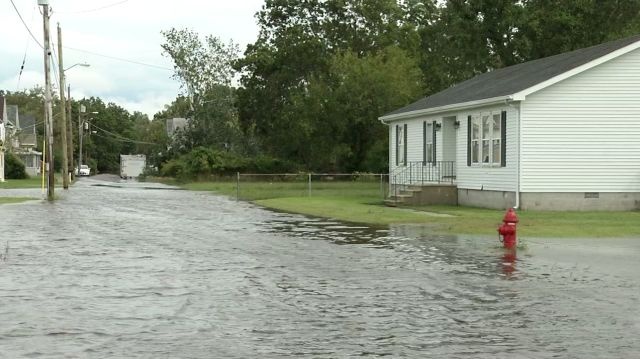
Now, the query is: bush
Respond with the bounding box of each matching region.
[4,152,29,179]
[159,148,304,180]
[247,155,300,173]
[160,158,187,179]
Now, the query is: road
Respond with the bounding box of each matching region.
[1,177,639,358]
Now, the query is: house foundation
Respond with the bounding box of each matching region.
[457,189,516,209]
[457,189,640,211]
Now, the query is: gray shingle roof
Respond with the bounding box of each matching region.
[7,105,18,126]
[385,34,640,117]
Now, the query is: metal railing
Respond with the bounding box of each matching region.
[389,161,456,200]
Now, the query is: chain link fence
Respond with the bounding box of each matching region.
[233,173,389,202]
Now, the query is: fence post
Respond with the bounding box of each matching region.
[236,172,240,201]
[308,173,312,197]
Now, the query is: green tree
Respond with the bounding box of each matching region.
[519,0,640,60]
[161,28,242,153]
[419,0,526,92]
[236,0,433,170]
[295,47,424,171]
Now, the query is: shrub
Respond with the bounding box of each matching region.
[4,152,29,179]
[246,155,299,173]
[160,158,186,179]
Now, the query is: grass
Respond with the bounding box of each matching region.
[181,180,385,201]
[0,177,44,189]
[0,174,64,189]
[150,177,640,238]
[0,197,37,205]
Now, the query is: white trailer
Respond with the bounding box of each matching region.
[120,154,146,179]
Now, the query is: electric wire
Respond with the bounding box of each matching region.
[61,45,173,71]
[53,0,130,14]
[91,123,158,145]
[92,132,156,145]
[50,43,61,91]
[16,5,37,90]
[9,0,44,49]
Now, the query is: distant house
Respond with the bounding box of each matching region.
[381,35,640,211]
[14,112,41,177]
[0,95,6,181]
[3,105,41,177]
[166,117,188,137]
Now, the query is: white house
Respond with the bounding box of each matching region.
[381,35,640,211]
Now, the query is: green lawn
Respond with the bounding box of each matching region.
[180,179,386,201]
[0,197,37,205]
[0,177,44,189]
[0,174,64,189]
[152,178,640,238]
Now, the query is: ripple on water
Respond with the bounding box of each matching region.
[0,182,639,357]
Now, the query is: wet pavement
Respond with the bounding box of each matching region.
[1,178,639,358]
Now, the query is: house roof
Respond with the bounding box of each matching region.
[384,34,640,118]
[7,105,18,126]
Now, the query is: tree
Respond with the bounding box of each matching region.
[161,28,242,152]
[419,0,526,93]
[519,0,640,60]
[294,47,424,171]
[236,0,433,170]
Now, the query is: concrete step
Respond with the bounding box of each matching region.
[384,199,399,207]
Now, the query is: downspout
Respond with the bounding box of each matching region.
[505,98,521,209]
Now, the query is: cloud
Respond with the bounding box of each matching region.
[0,0,263,119]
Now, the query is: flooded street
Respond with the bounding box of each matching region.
[1,178,639,358]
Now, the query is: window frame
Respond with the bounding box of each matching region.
[470,111,504,167]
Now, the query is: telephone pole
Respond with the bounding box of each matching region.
[78,105,85,172]
[57,23,69,189]
[67,85,74,181]
[40,0,55,201]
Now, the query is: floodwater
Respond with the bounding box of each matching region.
[1,177,639,358]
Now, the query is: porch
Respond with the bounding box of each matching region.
[387,161,457,206]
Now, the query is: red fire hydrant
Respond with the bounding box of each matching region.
[498,208,519,249]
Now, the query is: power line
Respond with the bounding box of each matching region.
[17,5,37,90]
[61,45,173,71]
[91,123,158,145]
[9,0,44,49]
[54,0,130,14]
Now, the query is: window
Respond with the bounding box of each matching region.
[471,115,480,164]
[423,121,434,163]
[469,111,504,166]
[396,124,406,166]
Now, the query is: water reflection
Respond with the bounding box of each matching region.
[499,250,518,278]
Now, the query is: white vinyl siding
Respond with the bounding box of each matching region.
[442,117,457,162]
[521,47,640,192]
[456,105,518,191]
[389,118,443,175]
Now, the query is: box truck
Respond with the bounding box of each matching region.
[120,154,146,179]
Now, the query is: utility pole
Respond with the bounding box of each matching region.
[57,23,69,189]
[67,85,74,181]
[78,105,84,172]
[40,0,55,201]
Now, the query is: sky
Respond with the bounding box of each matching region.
[0,0,264,118]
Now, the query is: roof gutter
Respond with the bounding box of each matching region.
[379,95,513,123]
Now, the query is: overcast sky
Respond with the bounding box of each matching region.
[0,0,264,118]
